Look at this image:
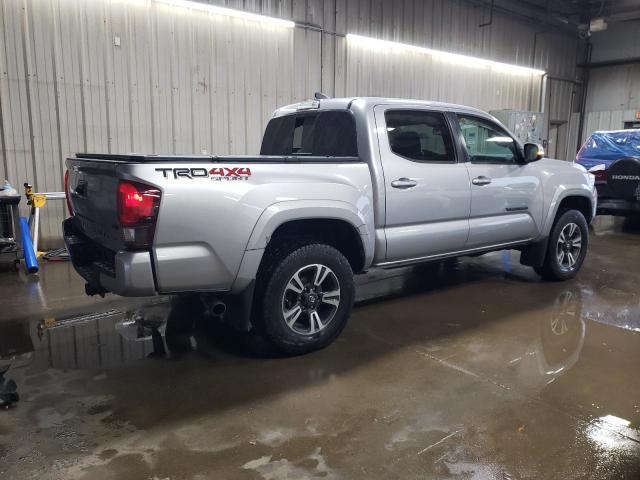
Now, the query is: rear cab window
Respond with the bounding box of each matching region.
[260,110,358,158]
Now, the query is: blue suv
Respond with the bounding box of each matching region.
[576,129,640,217]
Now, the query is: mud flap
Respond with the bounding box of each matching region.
[520,237,549,269]
[227,281,256,332]
[202,281,256,333]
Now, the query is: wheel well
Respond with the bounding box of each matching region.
[268,219,365,273]
[557,195,592,222]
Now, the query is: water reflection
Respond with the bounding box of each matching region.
[0,283,634,422]
[537,288,585,376]
[585,414,639,454]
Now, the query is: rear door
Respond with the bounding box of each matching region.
[374,106,471,263]
[454,114,543,249]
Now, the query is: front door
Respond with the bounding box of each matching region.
[455,114,543,249]
[374,106,471,263]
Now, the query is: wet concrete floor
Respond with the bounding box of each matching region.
[0,216,639,479]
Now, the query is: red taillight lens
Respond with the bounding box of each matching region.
[593,169,607,182]
[64,170,74,216]
[118,181,161,249]
[118,181,161,226]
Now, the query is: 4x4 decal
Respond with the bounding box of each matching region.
[156,167,252,181]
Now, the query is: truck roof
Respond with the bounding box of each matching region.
[273,97,490,118]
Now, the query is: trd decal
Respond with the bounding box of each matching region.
[156,167,252,181]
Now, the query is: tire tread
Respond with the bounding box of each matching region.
[255,241,354,355]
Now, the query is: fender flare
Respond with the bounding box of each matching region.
[541,187,594,236]
[231,199,375,293]
[246,199,370,249]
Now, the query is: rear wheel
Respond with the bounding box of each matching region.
[256,243,355,355]
[535,209,588,281]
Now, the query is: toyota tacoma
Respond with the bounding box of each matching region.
[64,97,597,354]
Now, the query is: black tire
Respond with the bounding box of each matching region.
[255,242,355,356]
[535,209,588,281]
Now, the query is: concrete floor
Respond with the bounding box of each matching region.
[0,217,639,480]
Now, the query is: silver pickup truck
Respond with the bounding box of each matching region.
[64,97,597,354]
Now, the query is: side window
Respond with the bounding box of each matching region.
[457,115,520,164]
[260,111,358,157]
[385,110,455,162]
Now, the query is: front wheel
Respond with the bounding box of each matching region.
[257,243,355,355]
[535,209,588,281]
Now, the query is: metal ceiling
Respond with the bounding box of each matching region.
[536,0,640,22]
[464,0,640,33]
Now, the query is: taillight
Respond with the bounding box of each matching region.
[118,181,161,249]
[64,170,74,216]
[588,164,607,183]
[592,169,607,182]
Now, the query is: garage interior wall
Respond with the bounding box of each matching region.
[0,0,580,248]
[582,19,640,143]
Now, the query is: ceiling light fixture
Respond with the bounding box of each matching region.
[155,0,295,28]
[346,33,546,77]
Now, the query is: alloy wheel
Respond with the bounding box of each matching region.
[281,264,341,335]
[556,222,582,270]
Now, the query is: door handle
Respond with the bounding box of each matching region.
[472,176,492,186]
[391,178,417,189]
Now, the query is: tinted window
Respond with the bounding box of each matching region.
[385,110,455,162]
[260,111,358,157]
[292,115,316,154]
[457,115,519,164]
[260,115,296,155]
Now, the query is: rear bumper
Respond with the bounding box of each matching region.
[63,218,157,296]
[596,197,640,217]
[593,181,640,216]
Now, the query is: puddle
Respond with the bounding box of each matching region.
[0,246,639,479]
[0,299,172,374]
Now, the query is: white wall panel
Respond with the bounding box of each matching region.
[548,79,574,123]
[582,109,638,143]
[586,64,640,113]
[0,0,578,248]
[343,39,541,112]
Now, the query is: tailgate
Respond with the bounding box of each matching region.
[66,158,123,252]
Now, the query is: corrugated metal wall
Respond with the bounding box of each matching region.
[580,21,640,144]
[583,109,639,140]
[0,0,579,248]
[585,64,640,114]
[343,38,541,112]
[582,64,640,144]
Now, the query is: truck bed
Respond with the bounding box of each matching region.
[65,152,373,297]
[74,153,360,164]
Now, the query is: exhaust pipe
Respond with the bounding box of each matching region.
[210,301,226,317]
[199,295,228,319]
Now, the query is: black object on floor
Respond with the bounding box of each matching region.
[0,364,19,408]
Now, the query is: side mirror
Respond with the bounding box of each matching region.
[524,143,545,163]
